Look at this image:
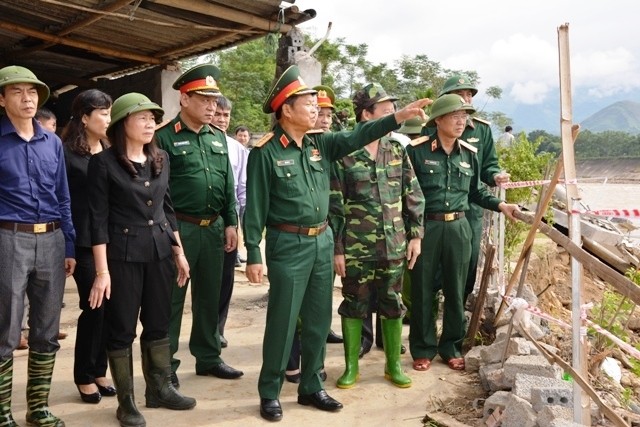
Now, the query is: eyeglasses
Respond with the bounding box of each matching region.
[448,113,469,121]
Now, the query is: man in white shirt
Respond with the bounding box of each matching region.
[211,96,249,348]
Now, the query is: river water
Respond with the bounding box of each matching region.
[575,182,640,242]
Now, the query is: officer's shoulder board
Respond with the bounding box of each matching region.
[459,139,478,153]
[155,119,172,131]
[208,123,224,133]
[409,135,430,147]
[306,129,324,134]
[472,116,491,126]
[253,132,274,148]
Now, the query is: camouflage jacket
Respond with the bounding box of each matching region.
[329,135,425,261]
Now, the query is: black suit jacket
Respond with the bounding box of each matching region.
[88,148,178,262]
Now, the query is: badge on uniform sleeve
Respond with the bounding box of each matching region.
[173,141,190,147]
[467,137,479,143]
[310,148,322,162]
[460,161,470,168]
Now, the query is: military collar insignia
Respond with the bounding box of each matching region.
[174,121,182,133]
[467,137,479,143]
[431,139,438,152]
[310,148,322,162]
[279,134,290,148]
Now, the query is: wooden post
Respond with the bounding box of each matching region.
[558,23,590,425]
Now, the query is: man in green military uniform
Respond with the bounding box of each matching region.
[243,65,430,422]
[155,64,243,387]
[438,75,510,304]
[406,94,518,372]
[329,83,425,390]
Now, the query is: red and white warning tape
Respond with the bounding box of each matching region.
[502,295,640,360]
[499,178,577,189]
[570,209,640,218]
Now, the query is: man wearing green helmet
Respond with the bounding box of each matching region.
[0,65,76,427]
[407,94,518,372]
[437,75,510,306]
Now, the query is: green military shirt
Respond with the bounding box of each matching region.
[406,130,501,214]
[462,116,501,186]
[244,114,400,265]
[329,135,424,261]
[155,114,237,227]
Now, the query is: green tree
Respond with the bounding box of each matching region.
[529,130,562,156]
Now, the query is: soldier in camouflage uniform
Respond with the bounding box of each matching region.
[329,83,425,389]
[437,75,509,304]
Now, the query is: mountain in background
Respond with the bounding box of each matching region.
[580,100,640,134]
[486,88,640,135]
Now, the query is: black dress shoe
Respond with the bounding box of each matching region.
[171,371,180,389]
[326,330,343,344]
[285,372,300,384]
[298,390,343,412]
[77,386,101,404]
[220,335,228,348]
[96,383,116,397]
[196,362,244,379]
[260,398,282,422]
[359,344,371,359]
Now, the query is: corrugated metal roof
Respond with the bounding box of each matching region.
[0,0,315,90]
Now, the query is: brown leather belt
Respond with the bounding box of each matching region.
[271,220,328,236]
[0,221,60,233]
[175,212,219,227]
[425,212,465,222]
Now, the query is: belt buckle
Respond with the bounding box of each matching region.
[33,223,47,233]
[444,213,455,222]
[199,219,211,227]
[307,227,319,236]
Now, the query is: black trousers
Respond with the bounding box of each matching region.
[105,256,175,351]
[218,248,238,337]
[73,247,108,385]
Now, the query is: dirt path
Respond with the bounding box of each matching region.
[10,269,481,427]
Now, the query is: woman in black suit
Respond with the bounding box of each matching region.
[88,93,196,427]
[62,89,116,404]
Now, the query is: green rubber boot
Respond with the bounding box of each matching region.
[109,348,146,427]
[25,351,65,427]
[141,339,196,410]
[381,318,412,388]
[0,358,17,427]
[336,318,362,389]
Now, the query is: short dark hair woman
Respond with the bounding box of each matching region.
[87,93,196,427]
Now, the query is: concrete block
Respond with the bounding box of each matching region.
[481,337,531,365]
[502,394,536,427]
[528,341,559,356]
[513,373,570,402]
[464,345,483,372]
[495,324,518,342]
[531,385,573,412]
[536,405,573,427]
[504,355,563,387]
[482,390,511,420]
[479,363,510,392]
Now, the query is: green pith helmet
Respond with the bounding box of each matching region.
[107,92,164,134]
[173,64,221,96]
[439,74,478,97]
[398,116,428,136]
[263,65,317,114]
[426,94,476,128]
[0,65,50,115]
[314,85,335,109]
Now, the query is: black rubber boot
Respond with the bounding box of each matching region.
[108,348,146,427]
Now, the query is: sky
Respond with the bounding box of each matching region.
[291,1,640,113]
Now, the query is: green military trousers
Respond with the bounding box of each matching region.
[169,217,225,373]
[258,227,334,400]
[463,204,484,303]
[409,217,471,361]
